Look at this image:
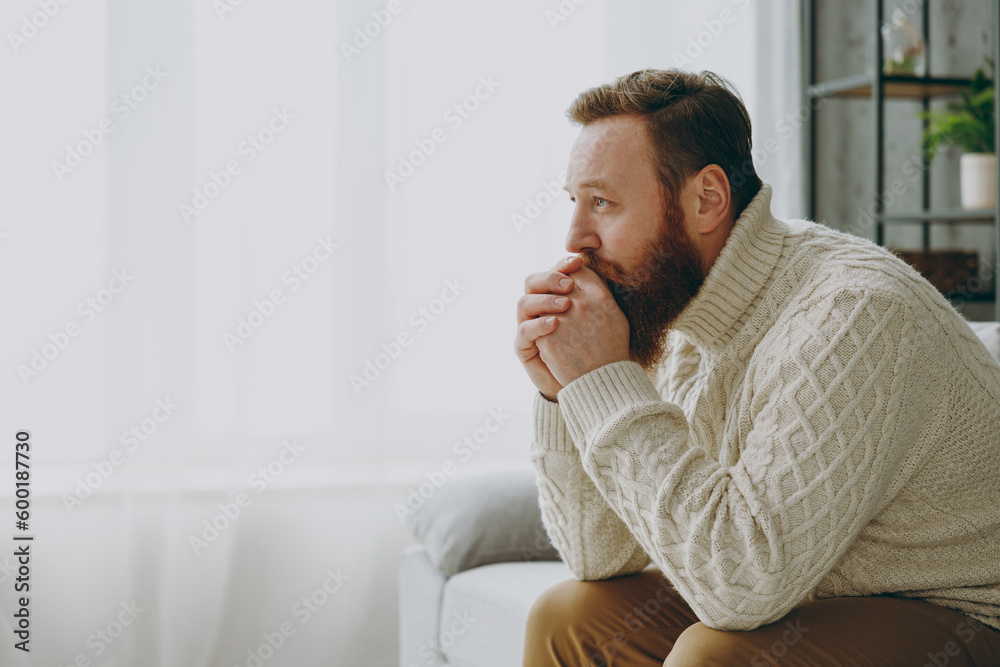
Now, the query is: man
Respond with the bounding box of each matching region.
[513,68,1000,665]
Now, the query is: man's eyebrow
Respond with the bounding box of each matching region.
[563,178,612,192]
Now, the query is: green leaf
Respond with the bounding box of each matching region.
[920,55,995,163]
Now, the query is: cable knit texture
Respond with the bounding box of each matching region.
[530,184,1000,632]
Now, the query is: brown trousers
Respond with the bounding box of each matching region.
[522,569,1000,666]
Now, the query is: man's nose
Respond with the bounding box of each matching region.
[566,209,599,254]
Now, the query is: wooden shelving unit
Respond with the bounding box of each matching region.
[803,0,1000,320]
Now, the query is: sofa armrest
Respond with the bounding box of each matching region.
[399,543,448,667]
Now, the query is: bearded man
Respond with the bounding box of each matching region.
[513,68,1000,666]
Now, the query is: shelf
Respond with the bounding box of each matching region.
[881,209,996,223]
[807,74,974,99]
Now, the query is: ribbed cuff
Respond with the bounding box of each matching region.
[531,391,576,453]
[557,361,663,450]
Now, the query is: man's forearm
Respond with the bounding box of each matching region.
[531,391,651,580]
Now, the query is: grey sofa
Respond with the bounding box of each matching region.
[398,321,1000,667]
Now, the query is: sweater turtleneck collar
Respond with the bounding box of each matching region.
[669,183,787,355]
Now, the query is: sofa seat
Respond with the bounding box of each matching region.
[440,558,575,667]
[399,543,574,667]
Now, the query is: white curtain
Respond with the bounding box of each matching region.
[0,1,800,665]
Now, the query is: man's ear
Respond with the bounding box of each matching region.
[689,165,732,235]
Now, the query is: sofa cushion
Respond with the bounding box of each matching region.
[969,321,1000,361]
[406,469,561,577]
[438,560,575,667]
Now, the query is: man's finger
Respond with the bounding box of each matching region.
[559,262,615,298]
[513,316,559,361]
[551,254,583,272]
[516,293,570,324]
[524,270,577,296]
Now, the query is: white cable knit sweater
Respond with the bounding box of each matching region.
[531,183,1000,632]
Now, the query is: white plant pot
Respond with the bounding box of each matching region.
[960,152,996,210]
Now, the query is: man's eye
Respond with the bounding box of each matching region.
[595,197,609,207]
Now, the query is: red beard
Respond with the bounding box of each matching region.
[580,198,706,371]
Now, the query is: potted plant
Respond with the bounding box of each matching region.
[922,58,995,210]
